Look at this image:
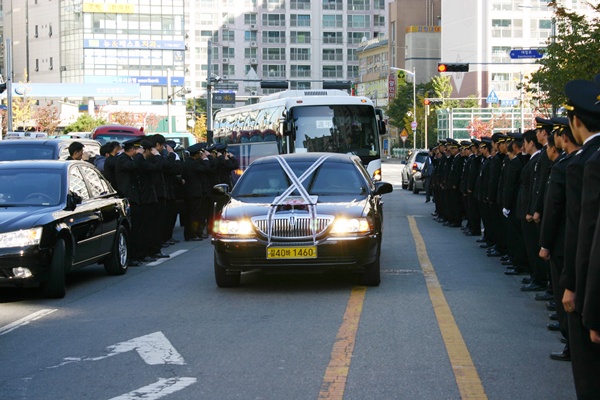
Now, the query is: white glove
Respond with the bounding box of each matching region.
[502,208,510,218]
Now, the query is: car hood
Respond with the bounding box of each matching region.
[222,196,369,220]
[0,205,64,232]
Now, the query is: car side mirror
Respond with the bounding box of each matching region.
[401,160,407,165]
[65,191,83,211]
[374,181,393,196]
[212,183,230,197]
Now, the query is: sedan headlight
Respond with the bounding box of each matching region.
[214,219,255,236]
[330,217,371,234]
[0,227,43,248]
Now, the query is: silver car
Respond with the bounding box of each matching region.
[401,150,429,193]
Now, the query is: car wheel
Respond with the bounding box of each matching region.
[408,178,414,191]
[43,238,67,299]
[412,184,420,194]
[214,252,240,287]
[104,225,129,276]
[401,181,408,190]
[360,251,381,287]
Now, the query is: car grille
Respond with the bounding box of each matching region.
[252,214,333,239]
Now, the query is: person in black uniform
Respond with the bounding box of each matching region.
[432,140,448,222]
[559,78,600,399]
[459,141,473,233]
[114,139,145,266]
[102,141,121,188]
[502,133,529,276]
[539,119,580,361]
[486,133,508,257]
[476,137,493,248]
[161,140,184,245]
[445,138,464,227]
[182,143,213,241]
[467,139,482,237]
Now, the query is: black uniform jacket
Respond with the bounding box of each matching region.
[501,154,524,212]
[539,152,570,256]
[516,151,539,220]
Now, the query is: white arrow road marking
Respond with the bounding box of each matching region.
[49,331,186,368]
[147,249,188,266]
[108,377,197,400]
[0,309,57,336]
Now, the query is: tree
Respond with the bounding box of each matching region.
[526,3,600,112]
[12,97,36,131]
[63,114,108,134]
[110,111,139,126]
[191,114,207,142]
[34,103,61,136]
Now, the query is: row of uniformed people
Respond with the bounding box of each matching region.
[425,76,600,399]
[104,135,238,265]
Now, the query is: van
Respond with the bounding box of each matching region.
[91,125,145,144]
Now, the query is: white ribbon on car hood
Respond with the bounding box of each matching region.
[266,155,331,245]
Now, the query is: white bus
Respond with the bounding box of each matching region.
[212,89,386,182]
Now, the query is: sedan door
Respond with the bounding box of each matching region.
[68,165,104,266]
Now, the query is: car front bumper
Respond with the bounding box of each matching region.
[0,246,51,288]
[213,235,379,273]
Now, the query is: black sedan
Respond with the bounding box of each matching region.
[211,153,393,287]
[0,160,131,298]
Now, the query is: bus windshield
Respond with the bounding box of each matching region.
[292,105,380,157]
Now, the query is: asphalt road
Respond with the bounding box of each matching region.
[0,160,575,400]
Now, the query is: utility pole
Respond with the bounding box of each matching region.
[206,39,213,140]
[6,38,13,134]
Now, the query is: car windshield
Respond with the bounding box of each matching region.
[0,169,62,206]
[0,145,56,161]
[232,160,367,199]
[415,153,428,163]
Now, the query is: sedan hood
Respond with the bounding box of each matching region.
[222,196,368,220]
[0,206,63,232]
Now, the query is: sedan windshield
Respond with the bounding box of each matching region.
[232,161,368,198]
[0,170,62,206]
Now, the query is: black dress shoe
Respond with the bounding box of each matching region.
[487,251,502,257]
[550,350,571,361]
[185,236,203,242]
[504,268,523,275]
[152,252,170,259]
[560,337,567,344]
[521,277,532,285]
[475,237,487,243]
[169,238,180,243]
[500,255,510,261]
[547,322,561,331]
[142,256,157,262]
[521,282,545,292]
[549,313,558,321]
[464,232,475,236]
[534,292,554,301]
[449,223,462,228]
[431,212,438,217]
[480,243,494,248]
[501,260,514,266]
[546,301,557,311]
[129,260,143,267]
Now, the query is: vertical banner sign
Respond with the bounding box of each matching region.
[388,74,396,99]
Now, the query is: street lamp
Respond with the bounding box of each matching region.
[390,67,417,149]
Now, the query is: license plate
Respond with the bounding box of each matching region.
[266,246,317,259]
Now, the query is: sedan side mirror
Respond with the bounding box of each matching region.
[212,183,230,197]
[65,191,83,211]
[374,181,393,196]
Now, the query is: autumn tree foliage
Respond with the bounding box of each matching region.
[109,111,139,126]
[63,114,108,134]
[191,114,207,142]
[33,103,61,136]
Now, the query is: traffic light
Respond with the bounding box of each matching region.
[423,99,430,105]
[0,83,6,94]
[437,63,469,73]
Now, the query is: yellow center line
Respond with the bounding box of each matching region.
[408,216,488,400]
[318,286,366,400]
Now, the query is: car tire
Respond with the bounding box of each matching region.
[401,182,408,190]
[408,178,414,191]
[360,250,381,287]
[412,183,420,194]
[214,252,240,287]
[104,225,129,276]
[43,238,67,299]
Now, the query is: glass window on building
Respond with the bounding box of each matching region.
[223,29,235,42]
[223,47,235,58]
[262,31,286,44]
[291,14,311,27]
[347,65,359,79]
[348,15,370,29]
[322,0,342,10]
[201,30,219,42]
[199,13,215,27]
[290,81,312,90]
[374,15,385,27]
[323,15,343,28]
[323,32,343,44]
[374,0,385,9]
[222,12,235,25]
[349,0,370,11]
[491,0,515,11]
[263,64,286,78]
[290,0,311,10]
[290,31,311,44]
[290,48,311,61]
[263,48,286,61]
[347,32,369,45]
[262,0,284,9]
[262,13,285,26]
[244,48,258,58]
[347,49,358,62]
[491,72,512,92]
[323,48,343,61]
[491,46,511,63]
[244,14,258,25]
[291,65,311,78]
[322,65,343,78]
[244,31,258,41]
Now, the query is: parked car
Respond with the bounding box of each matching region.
[0,138,101,161]
[91,124,145,144]
[0,160,131,298]
[211,152,393,287]
[401,149,429,194]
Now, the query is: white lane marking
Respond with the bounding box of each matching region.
[108,377,197,400]
[146,249,188,266]
[0,309,57,336]
[50,331,186,368]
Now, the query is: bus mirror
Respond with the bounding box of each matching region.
[378,120,387,135]
[281,121,293,137]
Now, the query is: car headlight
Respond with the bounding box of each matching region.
[330,217,371,234]
[0,227,43,248]
[214,219,255,236]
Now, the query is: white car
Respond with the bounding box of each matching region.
[400,150,429,194]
